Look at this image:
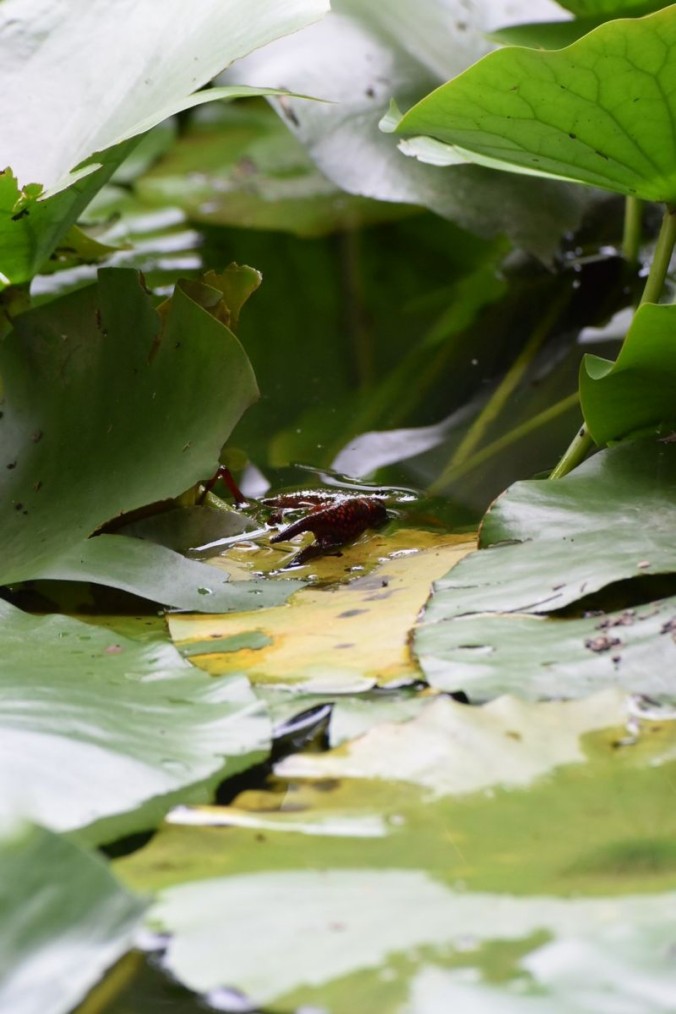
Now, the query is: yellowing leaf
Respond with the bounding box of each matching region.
[168,532,473,691]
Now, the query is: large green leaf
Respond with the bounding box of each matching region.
[0,821,146,1014]
[0,601,271,842]
[0,268,257,585]
[221,0,591,258]
[396,6,676,202]
[580,302,676,443]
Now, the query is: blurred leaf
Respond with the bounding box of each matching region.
[489,19,604,50]
[119,691,676,1009]
[0,821,146,1014]
[396,8,676,202]
[580,303,676,443]
[142,868,676,1008]
[0,600,271,842]
[0,0,329,288]
[0,268,257,585]
[275,690,629,792]
[31,195,202,305]
[137,104,412,237]
[168,531,473,690]
[220,0,591,258]
[249,685,432,754]
[1,0,329,194]
[489,1,670,49]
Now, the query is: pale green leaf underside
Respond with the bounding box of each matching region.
[397,7,676,203]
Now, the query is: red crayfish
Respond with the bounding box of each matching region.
[201,467,391,562]
[266,493,389,551]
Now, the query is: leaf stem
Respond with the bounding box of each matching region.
[639,203,676,307]
[432,392,579,489]
[340,227,373,390]
[621,195,642,267]
[548,422,593,479]
[431,288,569,491]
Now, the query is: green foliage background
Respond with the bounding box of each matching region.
[3,1,676,1012]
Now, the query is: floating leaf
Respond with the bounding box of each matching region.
[413,440,676,696]
[0,821,146,1014]
[396,7,676,202]
[0,601,270,842]
[148,870,676,1009]
[120,693,676,1009]
[418,440,676,621]
[417,595,676,700]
